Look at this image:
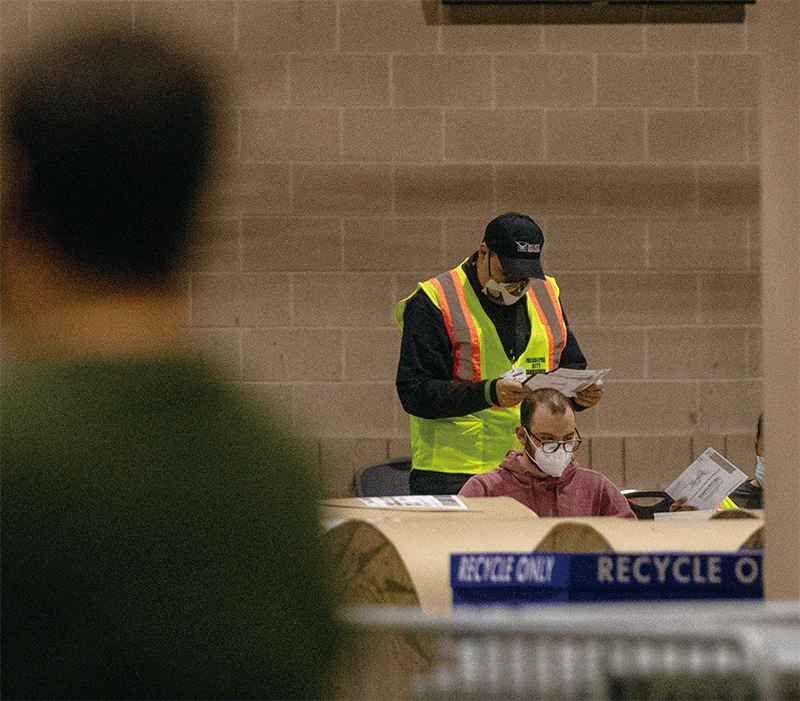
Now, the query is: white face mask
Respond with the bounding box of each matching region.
[521,429,571,477]
[532,445,571,477]
[755,455,765,485]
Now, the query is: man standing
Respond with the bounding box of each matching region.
[458,389,633,519]
[1,27,339,700]
[396,213,602,495]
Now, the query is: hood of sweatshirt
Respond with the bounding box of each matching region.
[498,449,578,492]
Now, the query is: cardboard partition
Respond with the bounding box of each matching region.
[323,498,764,701]
[321,495,537,526]
[322,497,551,699]
[534,515,764,554]
[321,497,764,618]
[322,497,550,618]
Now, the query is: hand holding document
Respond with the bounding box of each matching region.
[522,367,610,397]
[665,448,748,511]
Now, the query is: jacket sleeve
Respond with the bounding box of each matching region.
[396,289,494,419]
[601,478,638,520]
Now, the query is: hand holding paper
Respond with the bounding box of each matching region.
[495,377,529,407]
[665,448,748,511]
[573,380,604,409]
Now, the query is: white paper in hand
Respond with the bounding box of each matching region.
[523,367,610,397]
[500,366,528,382]
[665,448,748,511]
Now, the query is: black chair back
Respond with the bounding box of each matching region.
[621,489,674,520]
[351,458,412,497]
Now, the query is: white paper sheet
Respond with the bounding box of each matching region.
[522,367,610,396]
[652,510,718,522]
[665,448,748,511]
[358,495,468,510]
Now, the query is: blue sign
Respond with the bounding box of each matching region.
[451,552,763,606]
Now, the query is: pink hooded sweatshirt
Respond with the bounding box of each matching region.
[458,449,636,519]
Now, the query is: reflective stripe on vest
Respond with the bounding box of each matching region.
[528,278,566,370]
[430,269,481,382]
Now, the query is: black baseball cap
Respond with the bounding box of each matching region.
[483,212,545,281]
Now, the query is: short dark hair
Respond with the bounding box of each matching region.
[710,509,758,520]
[520,387,572,429]
[2,27,217,287]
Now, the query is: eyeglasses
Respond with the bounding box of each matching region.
[499,279,531,297]
[525,427,582,454]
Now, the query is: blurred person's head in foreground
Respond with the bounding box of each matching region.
[1,27,343,701]
[1,24,218,361]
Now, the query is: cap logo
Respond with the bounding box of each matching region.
[516,241,541,254]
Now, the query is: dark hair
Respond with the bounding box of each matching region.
[3,27,216,287]
[519,387,571,429]
[710,509,758,520]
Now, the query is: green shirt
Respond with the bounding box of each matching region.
[2,356,340,700]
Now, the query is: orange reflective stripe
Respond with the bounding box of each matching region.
[430,270,481,382]
[447,269,481,382]
[543,278,567,364]
[430,276,459,378]
[528,289,555,368]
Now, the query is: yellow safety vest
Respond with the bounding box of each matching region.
[396,261,567,475]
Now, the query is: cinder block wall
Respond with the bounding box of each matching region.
[2,1,762,496]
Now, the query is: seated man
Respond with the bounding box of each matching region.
[459,388,636,518]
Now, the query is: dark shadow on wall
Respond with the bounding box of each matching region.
[421,1,747,25]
